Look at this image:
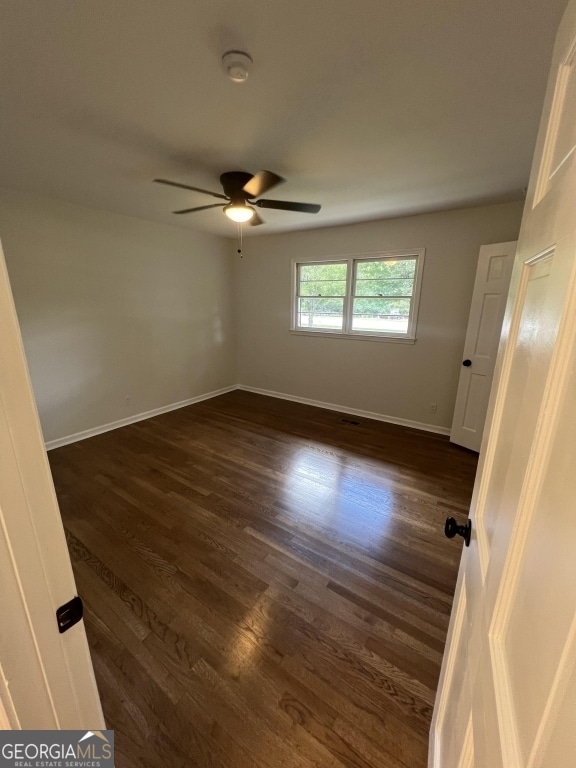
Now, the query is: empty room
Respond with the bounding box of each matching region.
[2,1,576,767]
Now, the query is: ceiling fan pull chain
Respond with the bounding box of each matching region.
[237,223,243,258]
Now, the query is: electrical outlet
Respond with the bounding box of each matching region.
[430,403,437,414]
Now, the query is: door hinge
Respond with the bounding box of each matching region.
[56,596,84,634]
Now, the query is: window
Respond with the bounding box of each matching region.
[292,251,425,341]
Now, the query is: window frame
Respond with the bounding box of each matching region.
[291,250,425,343]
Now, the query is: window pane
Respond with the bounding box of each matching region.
[356,259,416,280]
[352,297,411,334]
[354,278,414,297]
[294,256,421,338]
[300,279,347,297]
[298,297,344,330]
[300,263,348,282]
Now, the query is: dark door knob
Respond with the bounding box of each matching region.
[444,517,472,547]
[462,359,472,367]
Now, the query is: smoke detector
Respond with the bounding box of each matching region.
[222,50,253,83]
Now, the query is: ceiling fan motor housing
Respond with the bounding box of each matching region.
[220,171,254,202]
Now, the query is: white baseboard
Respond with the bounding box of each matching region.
[237,385,451,436]
[46,382,451,450]
[45,385,238,451]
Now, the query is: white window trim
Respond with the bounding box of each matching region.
[290,249,426,343]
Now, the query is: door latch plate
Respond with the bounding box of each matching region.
[56,596,84,634]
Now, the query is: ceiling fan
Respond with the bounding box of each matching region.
[153,170,321,226]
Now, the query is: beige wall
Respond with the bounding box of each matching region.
[0,190,525,444]
[234,202,524,430]
[0,188,236,444]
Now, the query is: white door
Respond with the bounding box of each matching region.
[0,240,104,728]
[450,241,517,452]
[431,1,576,766]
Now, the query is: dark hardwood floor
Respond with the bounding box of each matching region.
[48,390,477,768]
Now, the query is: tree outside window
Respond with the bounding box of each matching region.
[293,252,425,340]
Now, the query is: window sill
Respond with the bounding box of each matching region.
[289,329,416,344]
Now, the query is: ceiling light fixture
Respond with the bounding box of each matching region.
[222,50,253,83]
[223,202,255,223]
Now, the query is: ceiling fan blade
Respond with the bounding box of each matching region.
[243,170,285,198]
[154,178,227,200]
[173,204,223,215]
[248,210,265,226]
[256,199,321,214]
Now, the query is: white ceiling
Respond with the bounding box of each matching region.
[0,0,567,237]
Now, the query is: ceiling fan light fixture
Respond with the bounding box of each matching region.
[223,203,255,223]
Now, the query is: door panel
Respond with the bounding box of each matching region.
[432,574,470,766]
[490,283,576,765]
[474,292,502,357]
[458,718,474,768]
[471,662,502,768]
[480,249,560,562]
[461,374,483,431]
[540,646,576,768]
[535,35,576,204]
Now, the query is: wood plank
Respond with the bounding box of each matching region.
[49,390,477,768]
